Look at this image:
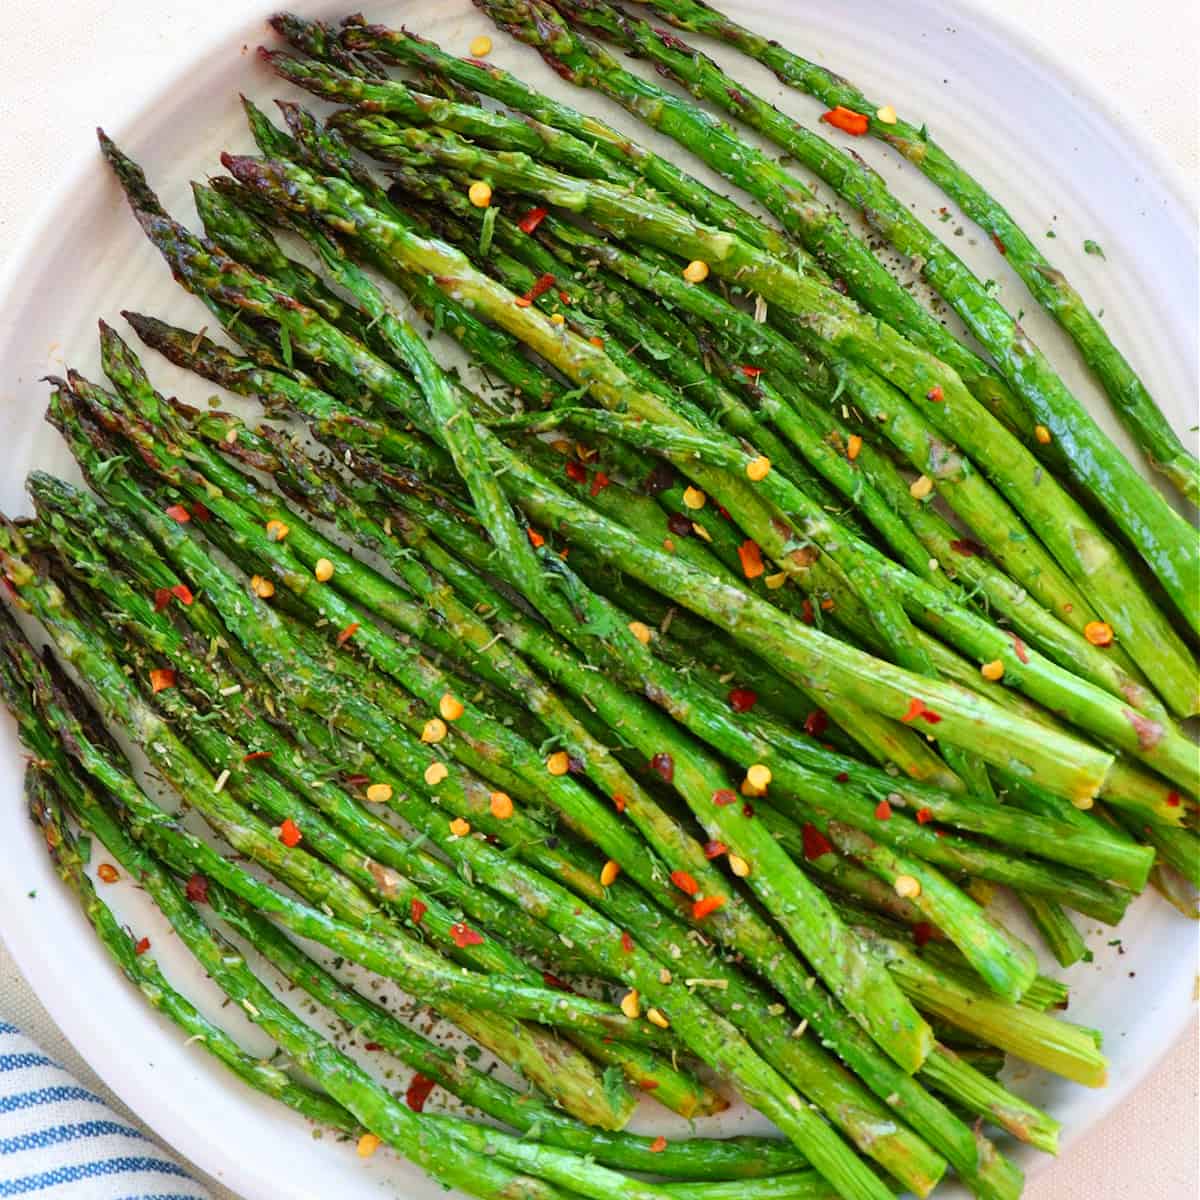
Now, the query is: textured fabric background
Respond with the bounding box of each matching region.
[0,2,1195,1198]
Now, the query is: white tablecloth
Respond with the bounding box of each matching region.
[0,1,1195,1197]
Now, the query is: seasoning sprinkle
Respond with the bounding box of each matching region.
[489,791,514,819]
[746,763,772,791]
[846,434,863,460]
[909,474,934,500]
[357,1133,381,1158]
[423,761,449,786]
[682,259,710,283]
[1034,424,1053,444]
[894,874,922,899]
[546,750,571,776]
[1084,621,1114,646]
[980,659,1005,681]
[366,783,394,804]
[265,519,289,542]
[467,180,492,208]
[97,863,119,884]
[449,817,471,837]
[646,1008,670,1029]
[439,694,465,722]
[682,485,706,510]
[279,818,302,848]
[628,620,653,645]
[468,34,492,56]
[746,455,771,481]
[875,104,898,124]
[421,718,448,744]
[620,989,641,1019]
[728,854,750,878]
[250,575,275,599]
[600,859,621,887]
[314,558,334,582]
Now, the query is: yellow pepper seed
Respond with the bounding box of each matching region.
[250,575,275,599]
[894,874,922,899]
[682,485,707,510]
[449,817,471,837]
[646,1007,670,1029]
[728,854,751,878]
[847,434,863,461]
[628,620,653,645]
[875,104,898,125]
[366,783,394,804]
[620,989,641,1020]
[421,718,448,744]
[439,693,465,722]
[468,34,493,56]
[550,312,566,325]
[764,571,788,590]
[746,763,772,791]
[96,863,120,884]
[424,761,449,786]
[980,659,1005,682]
[740,778,764,798]
[1084,621,1114,646]
[745,455,771,481]
[357,1133,382,1158]
[547,750,571,776]
[1072,794,1096,812]
[600,859,621,887]
[909,474,934,500]
[682,259,710,283]
[468,180,493,208]
[489,791,514,819]
[265,519,289,542]
[314,557,334,582]
[1034,424,1053,445]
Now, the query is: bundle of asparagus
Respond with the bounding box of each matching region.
[1,6,1195,1199]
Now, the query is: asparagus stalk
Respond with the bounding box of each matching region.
[636,0,1200,505]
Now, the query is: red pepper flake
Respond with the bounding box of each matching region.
[336,622,360,647]
[565,459,588,484]
[410,898,427,925]
[135,937,151,956]
[345,774,370,787]
[913,922,935,948]
[590,471,611,497]
[149,668,176,694]
[835,771,850,783]
[667,511,694,538]
[527,528,545,549]
[804,709,828,736]
[820,105,870,135]
[991,233,1007,256]
[649,1136,668,1154]
[875,798,892,820]
[741,801,755,818]
[164,504,191,523]
[185,873,209,904]
[612,794,627,814]
[801,823,834,861]
[450,922,483,948]
[405,1073,437,1113]
[920,708,942,725]
[620,931,634,953]
[364,1043,383,1051]
[900,697,927,724]
[738,365,763,379]
[153,588,172,612]
[926,386,944,403]
[279,818,302,847]
[703,840,728,860]
[171,583,195,606]
[542,971,574,992]
[638,1079,660,1091]
[712,788,737,807]
[692,894,725,920]
[801,598,815,625]
[649,752,675,783]
[727,688,758,713]
[243,751,272,763]
[1009,634,1030,664]
[916,807,934,824]
[1166,791,1182,807]
[191,501,212,522]
[670,870,700,897]
[517,206,548,234]
[949,538,985,557]
[737,539,764,580]
[527,273,555,301]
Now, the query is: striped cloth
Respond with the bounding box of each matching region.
[0,1022,210,1199]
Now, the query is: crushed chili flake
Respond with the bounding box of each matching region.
[517,206,548,234]
[949,538,985,557]
[667,511,694,537]
[649,752,675,783]
[149,668,176,694]
[692,895,725,920]
[820,105,869,135]
[1166,791,1182,807]
[801,598,815,625]
[649,1136,668,1153]
[900,697,928,723]
[801,823,834,861]
[738,365,763,379]
[913,922,935,948]
[741,801,755,818]
[405,1073,437,1113]
[165,504,191,523]
[542,971,574,992]
[153,588,172,612]
[703,840,728,859]
[450,922,483,948]
[191,501,211,522]
[804,709,828,736]
[712,788,737,807]
[279,818,302,847]
[727,688,758,713]
[991,233,1007,256]
[612,794,627,814]
[185,873,210,904]
[527,528,545,549]
[364,1043,383,1052]
[638,1079,661,1091]
[620,931,634,953]
[926,386,944,403]
[1009,634,1030,664]
[565,459,588,483]
[916,807,934,824]
[590,471,611,496]
[835,772,850,783]
[737,539,764,579]
[875,799,892,820]
[410,898,427,925]
[336,622,360,647]
[243,751,272,763]
[670,870,700,897]
[135,937,151,956]
[171,583,194,606]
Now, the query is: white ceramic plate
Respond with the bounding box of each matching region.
[0,2,1195,1198]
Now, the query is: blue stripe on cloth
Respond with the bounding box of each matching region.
[112,1196,211,1200]
[0,1155,193,1196]
[0,1087,107,1115]
[0,1058,58,1075]
[0,1026,19,1036]
[0,1120,149,1155]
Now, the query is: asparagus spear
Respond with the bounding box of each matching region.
[636,0,1200,505]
